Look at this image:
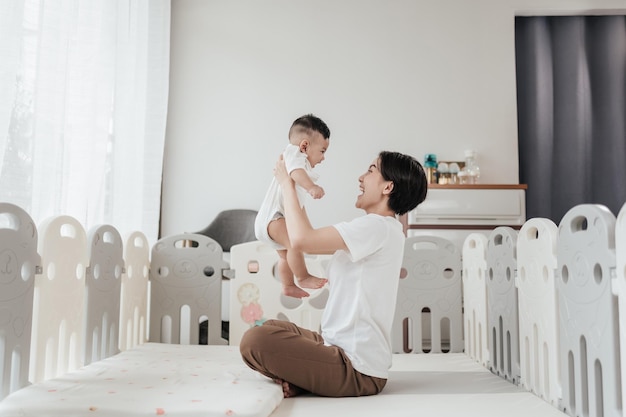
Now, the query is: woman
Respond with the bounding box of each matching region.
[240,150,428,397]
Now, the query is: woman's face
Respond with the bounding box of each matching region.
[355,157,390,212]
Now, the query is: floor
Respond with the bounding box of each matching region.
[270,353,568,417]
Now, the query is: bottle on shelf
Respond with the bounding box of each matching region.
[437,162,449,184]
[424,154,438,184]
[448,162,460,184]
[459,150,480,184]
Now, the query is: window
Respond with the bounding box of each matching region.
[0,0,170,243]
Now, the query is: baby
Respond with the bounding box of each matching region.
[254,114,330,298]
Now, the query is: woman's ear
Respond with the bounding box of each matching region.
[382,181,394,195]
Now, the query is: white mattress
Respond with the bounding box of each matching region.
[0,343,283,417]
[0,347,569,417]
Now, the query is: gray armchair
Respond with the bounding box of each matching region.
[194,209,258,252]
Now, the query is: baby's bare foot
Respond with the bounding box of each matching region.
[283,284,310,299]
[297,275,327,290]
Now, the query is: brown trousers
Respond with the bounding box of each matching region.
[239,319,386,397]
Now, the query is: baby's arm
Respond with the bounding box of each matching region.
[290,168,325,199]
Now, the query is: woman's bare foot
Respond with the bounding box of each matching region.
[273,379,305,398]
[297,275,327,290]
[283,284,310,298]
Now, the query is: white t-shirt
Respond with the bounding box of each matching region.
[321,214,404,379]
[254,144,319,249]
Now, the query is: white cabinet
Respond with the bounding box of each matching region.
[405,185,527,250]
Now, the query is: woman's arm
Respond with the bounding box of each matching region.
[275,156,346,255]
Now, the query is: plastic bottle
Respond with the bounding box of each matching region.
[461,150,480,184]
[448,162,460,184]
[424,154,438,184]
[437,162,449,184]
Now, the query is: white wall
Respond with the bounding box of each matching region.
[161,0,625,238]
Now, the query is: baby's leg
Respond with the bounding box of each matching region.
[268,220,308,297]
[268,218,325,294]
[277,250,310,299]
[287,248,327,290]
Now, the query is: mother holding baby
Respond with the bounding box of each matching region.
[240,149,427,397]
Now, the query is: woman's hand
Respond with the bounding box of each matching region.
[274,154,293,187]
[274,153,347,255]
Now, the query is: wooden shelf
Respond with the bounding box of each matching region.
[427,184,527,190]
[407,224,522,230]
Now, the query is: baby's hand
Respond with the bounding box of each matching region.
[308,185,325,199]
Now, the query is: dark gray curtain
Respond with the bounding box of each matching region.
[515,16,626,223]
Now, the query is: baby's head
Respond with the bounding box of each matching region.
[288,114,330,168]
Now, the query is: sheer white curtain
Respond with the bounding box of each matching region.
[0,0,170,244]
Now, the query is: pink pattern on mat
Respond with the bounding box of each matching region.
[0,344,283,417]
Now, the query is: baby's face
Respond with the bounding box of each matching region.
[305,132,329,167]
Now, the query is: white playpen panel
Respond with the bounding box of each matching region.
[486,226,520,384]
[83,225,125,365]
[228,240,329,346]
[30,215,87,383]
[556,204,620,417]
[516,218,561,407]
[616,203,626,415]
[392,235,463,354]
[462,233,490,366]
[119,231,150,351]
[149,233,228,346]
[0,203,40,401]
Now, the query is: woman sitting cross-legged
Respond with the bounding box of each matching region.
[239,150,427,398]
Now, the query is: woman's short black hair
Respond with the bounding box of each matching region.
[378,151,427,215]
